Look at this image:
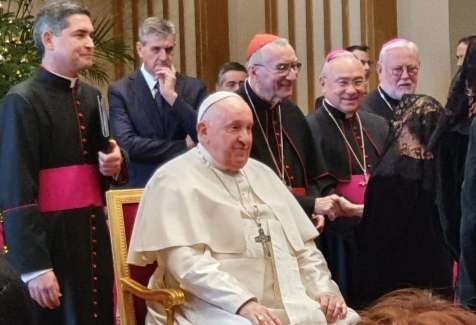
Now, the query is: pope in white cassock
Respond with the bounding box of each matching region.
[128,91,360,325]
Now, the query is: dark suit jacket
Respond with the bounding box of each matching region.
[108,70,207,187]
[460,117,476,310]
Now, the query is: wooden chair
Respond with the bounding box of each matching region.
[107,188,185,325]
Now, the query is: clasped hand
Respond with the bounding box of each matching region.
[314,194,364,221]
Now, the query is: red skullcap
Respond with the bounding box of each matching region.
[246,33,280,59]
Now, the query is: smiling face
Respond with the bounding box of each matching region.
[320,56,367,114]
[137,33,175,75]
[198,97,254,172]
[378,47,420,100]
[44,14,95,77]
[249,42,300,105]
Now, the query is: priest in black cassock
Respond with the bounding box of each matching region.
[360,38,420,122]
[237,34,362,229]
[307,50,389,306]
[0,2,125,324]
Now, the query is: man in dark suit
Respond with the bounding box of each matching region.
[109,17,207,187]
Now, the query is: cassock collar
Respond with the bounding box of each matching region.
[323,99,353,120]
[244,80,274,111]
[37,66,78,90]
[378,86,400,107]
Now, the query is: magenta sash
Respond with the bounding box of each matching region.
[335,174,368,204]
[38,164,103,212]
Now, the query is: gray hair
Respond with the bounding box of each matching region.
[33,1,90,58]
[138,17,176,44]
[246,38,290,68]
[379,38,420,65]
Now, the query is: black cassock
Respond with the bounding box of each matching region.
[355,94,453,308]
[307,101,389,306]
[237,81,323,216]
[360,86,400,122]
[0,68,114,324]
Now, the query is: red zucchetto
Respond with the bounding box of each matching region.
[246,33,280,59]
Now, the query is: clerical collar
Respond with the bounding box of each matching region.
[244,80,278,110]
[196,144,244,176]
[140,64,157,96]
[37,67,78,90]
[323,99,354,120]
[378,86,400,107]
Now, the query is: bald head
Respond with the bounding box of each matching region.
[197,93,253,172]
[320,53,366,114]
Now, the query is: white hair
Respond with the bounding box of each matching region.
[379,38,420,64]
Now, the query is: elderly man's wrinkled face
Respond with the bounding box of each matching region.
[198,97,254,172]
[378,47,419,100]
[251,43,300,105]
[320,57,366,114]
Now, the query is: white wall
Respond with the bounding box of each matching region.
[397,0,451,104]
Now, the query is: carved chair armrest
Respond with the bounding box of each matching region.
[120,277,185,308]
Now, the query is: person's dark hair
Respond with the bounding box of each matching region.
[216,61,247,85]
[345,45,369,53]
[358,288,476,325]
[457,35,476,46]
[33,1,90,58]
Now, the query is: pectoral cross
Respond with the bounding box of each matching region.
[255,225,271,257]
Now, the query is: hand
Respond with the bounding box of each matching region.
[28,270,62,309]
[185,134,195,149]
[98,139,123,177]
[316,293,347,324]
[238,300,282,325]
[338,197,364,217]
[311,213,325,232]
[314,194,341,220]
[155,64,178,105]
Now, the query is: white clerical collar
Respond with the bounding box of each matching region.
[42,66,78,88]
[323,98,354,119]
[140,64,156,95]
[196,144,244,176]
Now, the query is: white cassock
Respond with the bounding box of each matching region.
[128,145,360,325]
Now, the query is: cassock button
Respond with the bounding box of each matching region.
[92,251,97,256]
[78,112,84,118]
[81,138,87,143]
[93,289,98,293]
[285,164,289,169]
[92,263,97,268]
[80,125,86,130]
[75,100,80,106]
[91,214,96,218]
[93,276,98,281]
[92,239,97,244]
[83,150,88,155]
[92,226,96,231]
[93,313,98,319]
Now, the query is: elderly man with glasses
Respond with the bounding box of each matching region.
[307,50,389,306]
[360,38,420,121]
[236,34,361,232]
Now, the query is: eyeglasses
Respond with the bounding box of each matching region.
[255,61,302,75]
[333,78,367,89]
[390,65,419,78]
